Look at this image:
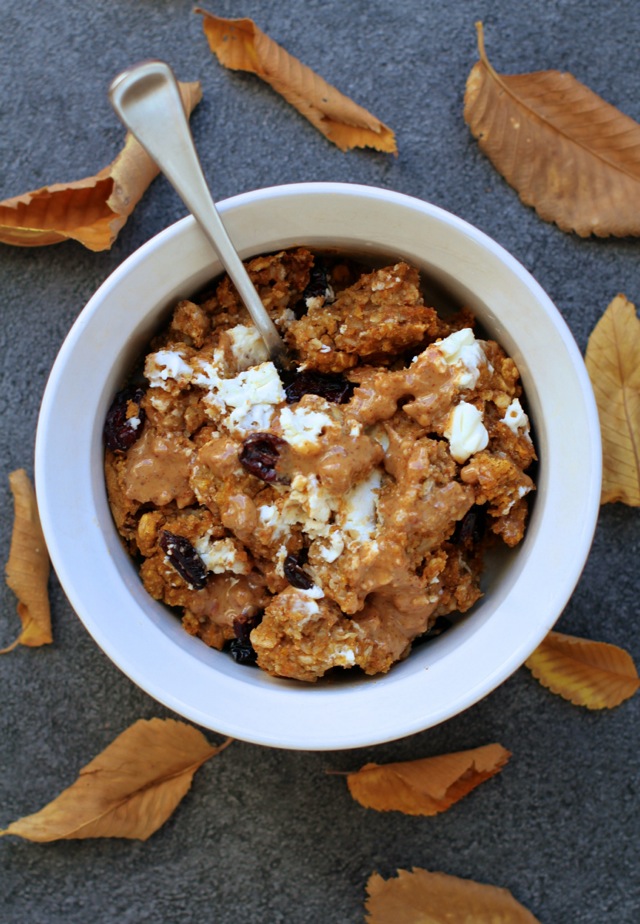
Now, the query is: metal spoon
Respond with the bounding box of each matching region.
[109,59,292,370]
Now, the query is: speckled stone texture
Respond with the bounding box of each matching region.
[1,1,638,921]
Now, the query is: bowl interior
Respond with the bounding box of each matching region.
[35,183,602,749]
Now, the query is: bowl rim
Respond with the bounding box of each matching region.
[35,181,602,750]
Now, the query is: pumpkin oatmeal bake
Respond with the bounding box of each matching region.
[104,247,536,682]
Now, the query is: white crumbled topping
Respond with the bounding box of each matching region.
[503,398,530,435]
[258,504,280,529]
[282,465,382,550]
[193,535,249,574]
[436,328,486,389]
[192,358,223,389]
[278,403,336,452]
[201,362,285,436]
[128,416,141,430]
[300,584,324,600]
[145,350,193,389]
[291,588,321,618]
[338,468,382,546]
[281,473,337,540]
[227,403,275,436]
[335,647,356,665]
[314,530,346,563]
[226,324,269,370]
[445,402,489,463]
[217,362,284,408]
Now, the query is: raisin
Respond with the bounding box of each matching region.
[453,506,487,551]
[159,530,208,590]
[283,551,313,590]
[293,262,332,318]
[232,612,263,644]
[284,370,355,405]
[229,611,263,667]
[239,432,290,484]
[104,386,146,451]
[229,638,258,666]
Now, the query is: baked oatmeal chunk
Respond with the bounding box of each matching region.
[288,262,441,372]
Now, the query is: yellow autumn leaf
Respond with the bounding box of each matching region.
[195,8,397,154]
[0,81,202,251]
[464,22,640,237]
[0,719,232,841]
[346,743,510,816]
[365,868,541,923]
[2,469,52,653]
[525,630,639,709]
[585,294,640,505]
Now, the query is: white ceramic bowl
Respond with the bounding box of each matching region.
[35,183,601,750]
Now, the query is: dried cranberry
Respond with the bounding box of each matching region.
[159,530,208,589]
[284,370,354,405]
[283,551,313,590]
[104,386,146,451]
[239,432,290,484]
[293,263,332,318]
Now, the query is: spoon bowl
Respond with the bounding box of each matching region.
[109,59,293,369]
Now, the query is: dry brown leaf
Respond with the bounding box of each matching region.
[0,81,202,251]
[525,630,639,709]
[2,469,52,653]
[365,867,541,923]
[0,718,231,841]
[464,22,640,237]
[195,8,396,154]
[346,743,510,816]
[585,294,640,505]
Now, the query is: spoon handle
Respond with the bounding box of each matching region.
[109,59,291,369]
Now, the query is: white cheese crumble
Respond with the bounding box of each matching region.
[202,362,285,436]
[145,350,193,389]
[436,328,486,389]
[313,530,345,563]
[226,324,269,370]
[503,398,530,436]
[338,468,382,546]
[227,403,275,436]
[445,402,489,463]
[290,585,325,619]
[193,536,249,574]
[278,403,336,452]
[281,473,336,540]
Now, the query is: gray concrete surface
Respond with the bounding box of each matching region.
[1,1,638,921]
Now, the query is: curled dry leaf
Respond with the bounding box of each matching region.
[0,81,202,251]
[346,743,510,816]
[0,718,232,842]
[2,469,52,653]
[525,630,639,709]
[585,294,640,505]
[195,8,396,154]
[464,22,640,237]
[365,867,540,923]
